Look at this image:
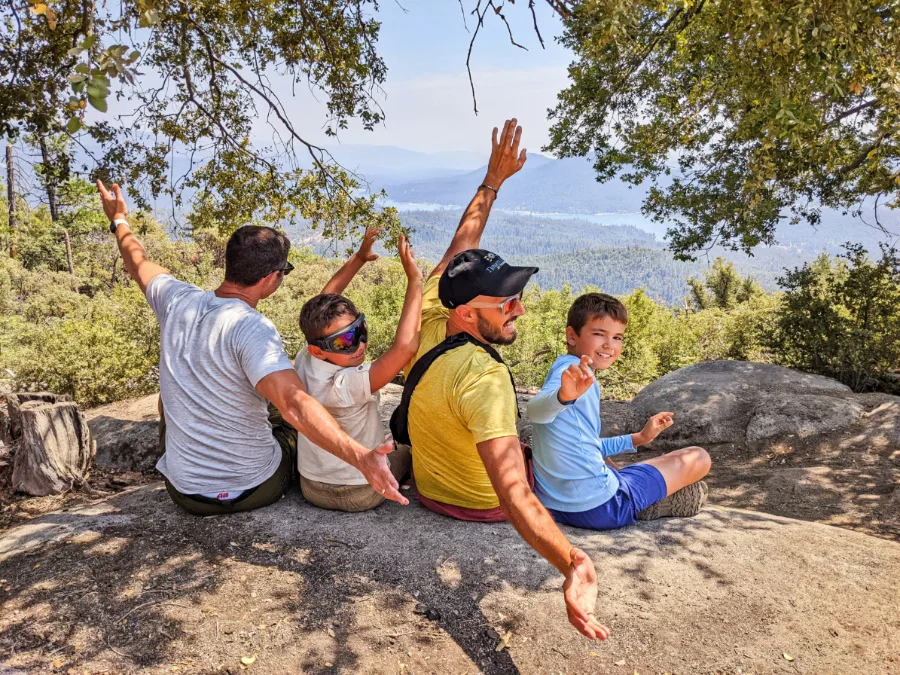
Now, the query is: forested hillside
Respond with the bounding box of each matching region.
[289,208,860,303]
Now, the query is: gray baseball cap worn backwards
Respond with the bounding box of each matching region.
[438,249,539,309]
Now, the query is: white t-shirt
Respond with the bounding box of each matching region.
[293,349,385,486]
[147,275,294,494]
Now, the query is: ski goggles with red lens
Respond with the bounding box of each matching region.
[310,313,368,353]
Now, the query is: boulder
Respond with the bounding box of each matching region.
[11,400,95,496]
[87,394,162,472]
[629,361,862,449]
[0,486,897,674]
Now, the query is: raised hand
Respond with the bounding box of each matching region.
[558,355,595,404]
[637,411,675,446]
[357,227,381,263]
[96,179,128,222]
[397,234,422,283]
[563,547,610,641]
[357,441,409,506]
[484,118,527,188]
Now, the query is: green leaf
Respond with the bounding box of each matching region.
[82,34,98,49]
[75,63,90,74]
[67,47,84,57]
[66,117,82,134]
[87,92,108,113]
[68,73,87,83]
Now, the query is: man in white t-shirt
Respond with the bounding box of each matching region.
[96,180,408,516]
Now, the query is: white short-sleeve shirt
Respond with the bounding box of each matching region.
[147,274,294,494]
[293,349,385,485]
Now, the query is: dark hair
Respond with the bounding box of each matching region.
[567,292,629,334]
[224,226,291,287]
[300,294,361,341]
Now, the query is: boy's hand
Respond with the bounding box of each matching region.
[398,234,422,283]
[558,355,595,404]
[635,412,674,446]
[356,227,381,263]
[484,118,527,189]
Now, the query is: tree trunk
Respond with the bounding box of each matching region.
[39,136,60,223]
[62,227,75,277]
[12,400,95,496]
[38,137,75,277]
[5,144,16,258]
[1,392,71,445]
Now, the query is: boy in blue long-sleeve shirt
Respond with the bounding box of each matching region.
[528,293,711,530]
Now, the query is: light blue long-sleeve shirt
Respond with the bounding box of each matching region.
[528,354,635,512]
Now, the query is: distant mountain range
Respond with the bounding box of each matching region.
[381,154,649,214]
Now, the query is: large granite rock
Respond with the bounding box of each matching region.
[0,486,897,674]
[86,394,162,472]
[629,361,864,449]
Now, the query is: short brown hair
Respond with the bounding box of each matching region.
[299,293,360,341]
[567,293,628,334]
[224,226,291,287]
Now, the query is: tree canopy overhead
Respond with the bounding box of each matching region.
[544,0,900,258]
[2,0,400,239]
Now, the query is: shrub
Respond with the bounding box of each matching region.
[773,245,900,392]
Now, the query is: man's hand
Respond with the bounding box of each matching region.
[356,227,380,263]
[96,180,128,223]
[397,234,422,283]
[357,441,409,505]
[558,355,595,404]
[563,547,610,641]
[634,411,674,446]
[484,118,527,189]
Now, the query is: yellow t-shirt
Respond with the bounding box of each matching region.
[405,276,519,510]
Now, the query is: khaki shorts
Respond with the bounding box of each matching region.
[300,443,412,513]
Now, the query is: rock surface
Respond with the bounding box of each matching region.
[0,486,897,674]
[629,361,865,449]
[87,394,162,472]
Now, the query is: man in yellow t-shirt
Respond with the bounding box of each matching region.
[405,119,609,643]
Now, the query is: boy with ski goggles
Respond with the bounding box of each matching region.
[294,229,422,512]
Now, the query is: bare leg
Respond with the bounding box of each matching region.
[637,446,711,497]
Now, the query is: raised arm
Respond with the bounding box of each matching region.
[368,235,423,392]
[321,227,380,295]
[477,435,610,641]
[429,119,528,279]
[256,369,408,505]
[97,180,169,294]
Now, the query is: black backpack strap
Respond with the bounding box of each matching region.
[389,332,518,445]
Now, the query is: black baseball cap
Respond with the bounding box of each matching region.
[439,249,539,309]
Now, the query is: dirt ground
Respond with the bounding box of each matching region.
[0,390,898,673]
[1,487,898,675]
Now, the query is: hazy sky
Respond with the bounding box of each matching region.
[269,1,573,155]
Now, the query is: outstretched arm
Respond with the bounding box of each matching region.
[321,227,380,295]
[97,180,169,294]
[256,369,409,505]
[429,119,528,279]
[368,235,423,392]
[477,435,610,641]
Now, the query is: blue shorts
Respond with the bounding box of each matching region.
[548,464,667,530]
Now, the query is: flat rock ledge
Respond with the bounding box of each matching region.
[1,485,898,674]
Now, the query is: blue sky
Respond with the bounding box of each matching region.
[271,1,573,155]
